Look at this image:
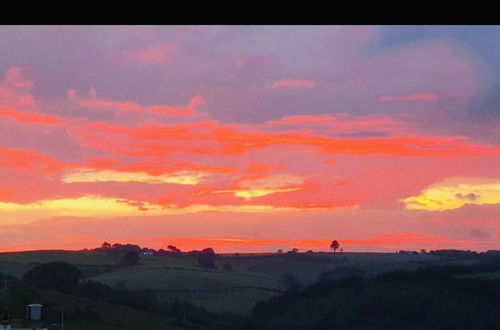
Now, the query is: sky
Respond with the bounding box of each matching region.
[0,25,499,253]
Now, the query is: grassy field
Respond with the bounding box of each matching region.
[0,250,119,278]
[219,252,443,283]
[90,255,281,314]
[0,250,474,316]
[39,289,185,330]
[89,252,449,315]
[0,250,115,265]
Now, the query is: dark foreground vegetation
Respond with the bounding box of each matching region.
[1,248,500,329]
[252,265,500,330]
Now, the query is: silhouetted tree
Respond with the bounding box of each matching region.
[101,241,111,249]
[330,240,340,253]
[121,251,140,266]
[202,247,215,254]
[23,262,81,294]
[167,245,181,254]
[197,248,216,268]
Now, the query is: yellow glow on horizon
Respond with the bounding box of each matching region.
[0,196,165,217]
[215,174,307,200]
[213,187,303,200]
[235,187,303,199]
[402,178,500,211]
[0,195,337,226]
[61,169,206,185]
[170,204,291,212]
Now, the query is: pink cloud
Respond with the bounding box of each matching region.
[125,43,179,64]
[75,91,203,116]
[150,96,205,115]
[265,114,408,136]
[266,114,337,126]
[66,88,77,100]
[0,28,498,253]
[222,54,279,69]
[379,92,439,102]
[0,68,64,126]
[3,66,33,89]
[0,87,36,109]
[271,78,317,89]
[0,67,36,109]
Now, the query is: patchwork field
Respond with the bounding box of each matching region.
[0,250,466,316]
[0,250,119,278]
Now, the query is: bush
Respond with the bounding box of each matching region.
[197,248,216,268]
[23,262,81,294]
[121,251,140,266]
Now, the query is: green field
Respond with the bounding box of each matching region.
[39,289,184,330]
[0,250,119,278]
[0,250,469,316]
[457,271,500,280]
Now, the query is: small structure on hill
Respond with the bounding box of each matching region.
[0,304,48,330]
[26,304,43,322]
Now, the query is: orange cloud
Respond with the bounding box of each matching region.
[0,189,13,199]
[241,163,286,181]
[69,120,500,158]
[0,146,63,173]
[0,107,63,125]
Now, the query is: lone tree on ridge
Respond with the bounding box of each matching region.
[330,240,340,253]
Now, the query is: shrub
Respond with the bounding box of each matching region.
[23,262,81,294]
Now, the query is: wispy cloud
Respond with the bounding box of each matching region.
[122,43,180,64]
[379,92,439,102]
[271,79,317,89]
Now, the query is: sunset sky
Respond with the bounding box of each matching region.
[0,25,499,252]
